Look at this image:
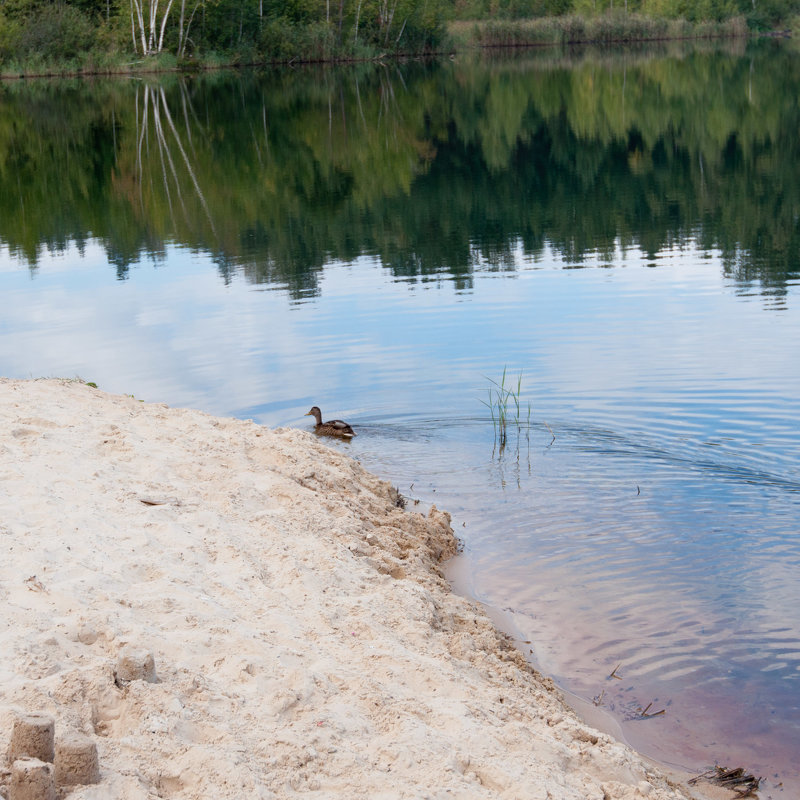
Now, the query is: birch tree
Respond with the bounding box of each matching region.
[130,0,176,54]
[129,0,202,55]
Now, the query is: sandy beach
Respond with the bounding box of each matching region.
[0,378,725,799]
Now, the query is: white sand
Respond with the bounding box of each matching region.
[0,378,718,799]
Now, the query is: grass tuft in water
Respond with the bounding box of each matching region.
[480,366,531,448]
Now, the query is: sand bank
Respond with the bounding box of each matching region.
[1,378,717,799]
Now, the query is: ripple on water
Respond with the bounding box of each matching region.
[355,411,800,798]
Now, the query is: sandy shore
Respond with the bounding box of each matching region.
[0,378,721,799]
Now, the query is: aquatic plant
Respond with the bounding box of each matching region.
[480,366,531,447]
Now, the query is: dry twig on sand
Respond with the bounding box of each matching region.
[689,765,761,797]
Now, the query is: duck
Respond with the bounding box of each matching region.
[304,406,356,439]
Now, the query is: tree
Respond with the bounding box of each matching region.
[129,0,176,53]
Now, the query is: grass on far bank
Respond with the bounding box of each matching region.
[0,51,181,80]
[448,12,751,49]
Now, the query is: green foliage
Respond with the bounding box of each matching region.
[258,19,337,61]
[260,0,325,25]
[0,0,450,68]
[6,4,95,63]
[0,12,21,63]
[743,0,792,29]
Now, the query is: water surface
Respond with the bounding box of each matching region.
[1,42,799,797]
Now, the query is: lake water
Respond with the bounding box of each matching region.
[2,41,800,797]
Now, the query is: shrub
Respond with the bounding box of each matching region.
[14,5,95,61]
[258,19,337,62]
[0,12,22,63]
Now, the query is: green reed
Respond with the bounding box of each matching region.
[481,367,531,447]
[464,13,748,49]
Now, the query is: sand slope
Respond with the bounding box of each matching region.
[0,378,701,799]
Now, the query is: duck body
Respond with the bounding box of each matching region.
[305,406,356,438]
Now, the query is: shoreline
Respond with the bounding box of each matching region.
[1,18,784,82]
[443,558,736,800]
[1,378,728,799]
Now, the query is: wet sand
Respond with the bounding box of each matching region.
[1,378,728,799]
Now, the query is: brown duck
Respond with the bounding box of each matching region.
[304,406,356,438]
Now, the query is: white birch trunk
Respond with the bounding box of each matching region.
[178,0,201,57]
[131,0,150,53]
[148,0,158,52]
[157,0,176,53]
[353,0,362,44]
[129,0,178,55]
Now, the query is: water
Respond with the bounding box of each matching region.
[2,42,800,797]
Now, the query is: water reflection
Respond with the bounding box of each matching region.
[2,42,800,799]
[2,40,800,301]
[359,393,800,797]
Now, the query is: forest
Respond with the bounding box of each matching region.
[0,0,798,73]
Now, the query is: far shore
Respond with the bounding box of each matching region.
[1,14,788,82]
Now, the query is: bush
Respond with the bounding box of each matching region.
[0,12,22,63]
[14,4,95,61]
[394,9,447,52]
[258,19,337,62]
